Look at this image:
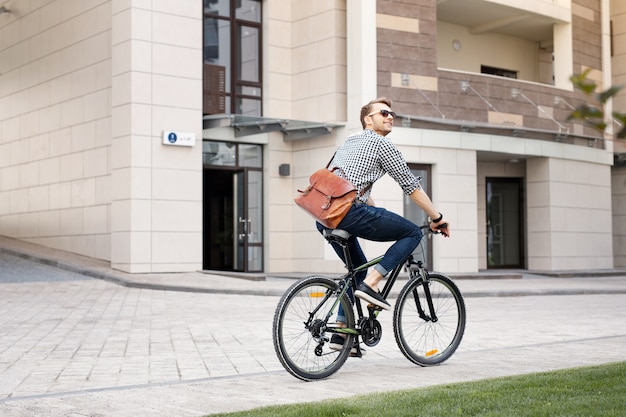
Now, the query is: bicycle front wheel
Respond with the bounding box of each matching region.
[272,275,355,381]
[393,272,466,366]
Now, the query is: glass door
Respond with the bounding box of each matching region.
[233,169,263,272]
[486,178,524,268]
[203,141,263,272]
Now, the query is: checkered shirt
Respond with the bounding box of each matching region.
[330,129,422,203]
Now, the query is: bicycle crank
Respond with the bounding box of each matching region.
[359,317,382,347]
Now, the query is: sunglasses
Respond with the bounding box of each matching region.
[367,109,397,119]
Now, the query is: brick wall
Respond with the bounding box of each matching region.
[374,0,604,140]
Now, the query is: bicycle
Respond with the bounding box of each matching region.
[272,224,466,381]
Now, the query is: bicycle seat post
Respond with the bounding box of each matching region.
[322,229,355,273]
[323,228,368,322]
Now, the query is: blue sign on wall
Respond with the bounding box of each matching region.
[162,131,196,147]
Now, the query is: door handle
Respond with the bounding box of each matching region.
[238,217,253,240]
[238,217,247,240]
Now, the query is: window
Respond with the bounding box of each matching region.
[203,0,262,116]
[202,141,263,168]
[404,164,433,267]
[481,65,518,79]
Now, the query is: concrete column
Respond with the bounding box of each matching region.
[111,2,202,273]
[527,157,613,271]
[553,22,573,90]
[346,0,377,131]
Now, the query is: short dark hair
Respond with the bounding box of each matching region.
[360,97,392,129]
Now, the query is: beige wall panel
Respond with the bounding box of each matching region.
[612,165,626,267]
[526,157,613,270]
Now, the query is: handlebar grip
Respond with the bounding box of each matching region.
[435,222,449,237]
[419,223,449,237]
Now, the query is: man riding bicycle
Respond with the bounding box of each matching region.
[315,97,450,352]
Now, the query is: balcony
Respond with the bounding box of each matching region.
[437,0,570,42]
[437,0,572,87]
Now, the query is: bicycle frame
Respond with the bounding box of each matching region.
[328,239,420,331]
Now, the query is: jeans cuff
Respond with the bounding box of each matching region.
[374,264,388,277]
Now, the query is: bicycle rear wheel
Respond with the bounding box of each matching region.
[393,272,466,366]
[272,275,355,381]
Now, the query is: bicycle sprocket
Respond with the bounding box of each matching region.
[359,317,382,347]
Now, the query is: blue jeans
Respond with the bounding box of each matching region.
[316,203,423,323]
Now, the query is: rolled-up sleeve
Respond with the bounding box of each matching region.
[378,139,422,195]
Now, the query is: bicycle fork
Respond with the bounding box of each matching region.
[409,261,439,323]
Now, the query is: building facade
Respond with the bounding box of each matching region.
[0,0,624,275]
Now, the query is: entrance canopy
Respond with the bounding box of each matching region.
[202,115,342,141]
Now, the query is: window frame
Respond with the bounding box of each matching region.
[203,0,263,116]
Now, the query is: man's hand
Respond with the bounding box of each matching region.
[430,221,450,237]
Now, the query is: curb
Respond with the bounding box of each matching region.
[3,244,626,298]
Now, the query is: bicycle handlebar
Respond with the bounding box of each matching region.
[420,223,449,237]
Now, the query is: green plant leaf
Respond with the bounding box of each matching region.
[570,70,597,95]
[569,71,626,140]
[597,85,624,104]
[614,113,626,138]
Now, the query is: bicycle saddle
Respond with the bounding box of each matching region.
[322,229,351,241]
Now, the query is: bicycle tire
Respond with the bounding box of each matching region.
[393,272,466,366]
[272,275,355,381]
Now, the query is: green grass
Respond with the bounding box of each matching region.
[207,361,626,417]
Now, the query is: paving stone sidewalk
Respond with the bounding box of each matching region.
[1,236,626,416]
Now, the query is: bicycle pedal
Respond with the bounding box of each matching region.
[350,344,366,358]
[350,350,364,358]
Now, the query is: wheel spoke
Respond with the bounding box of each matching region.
[393,274,466,366]
[273,276,354,380]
